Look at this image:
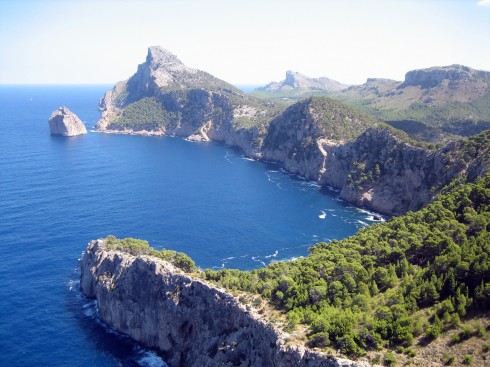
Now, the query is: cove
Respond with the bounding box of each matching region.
[0,85,382,367]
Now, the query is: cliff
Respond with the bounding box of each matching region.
[260,99,489,215]
[48,106,87,136]
[96,46,490,215]
[97,46,282,157]
[80,239,369,367]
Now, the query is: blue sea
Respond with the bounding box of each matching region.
[0,86,383,367]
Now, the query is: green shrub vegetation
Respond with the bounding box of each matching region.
[384,350,396,365]
[463,355,473,365]
[112,97,180,129]
[105,235,197,273]
[442,354,456,365]
[203,174,490,357]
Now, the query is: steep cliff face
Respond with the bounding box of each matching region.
[48,106,87,136]
[335,129,489,214]
[81,239,369,367]
[261,97,378,181]
[96,46,490,215]
[261,113,489,215]
[97,46,282,157]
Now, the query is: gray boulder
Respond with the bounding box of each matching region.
[48,106,87,136]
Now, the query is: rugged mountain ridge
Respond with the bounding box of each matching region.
[97,46,282,157]
[96,47,490,215]
[256,71,348,93]
[80,239,368,367]
[255,64,490,142]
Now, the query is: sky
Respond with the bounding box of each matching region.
[0,0,489,86]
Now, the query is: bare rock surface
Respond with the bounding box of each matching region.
[81,239,370,367]
[48,106,87,136]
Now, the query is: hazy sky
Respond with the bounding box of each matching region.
[0,0,489,85]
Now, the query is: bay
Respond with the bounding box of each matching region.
[0,86,381,367]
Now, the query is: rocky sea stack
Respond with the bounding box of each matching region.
[48,106,87,136]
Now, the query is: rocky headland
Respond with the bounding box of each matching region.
[80,238,369,367]
[85,47,490,366]
[96,47,490,216]
[48,106,87,136]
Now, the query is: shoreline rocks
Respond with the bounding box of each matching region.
[48,106,87,136]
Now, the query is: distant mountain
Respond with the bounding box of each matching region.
[333,65,490,141]
[97,47,490,215]
[253,65,490,142]
[252,71,348,100]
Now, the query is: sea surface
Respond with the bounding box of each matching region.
[0,86,383,367]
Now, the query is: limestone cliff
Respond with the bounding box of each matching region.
[96,46,490,216]
[320,128,490,215]
[97,46,282,157]
[262,121,489,215]
[48,106,87,136]
[80,239,369,367]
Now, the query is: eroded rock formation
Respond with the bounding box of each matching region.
[80,239,370,367]
[48,106,87,136]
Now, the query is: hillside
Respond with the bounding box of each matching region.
[97,46,285,156]
[205,174,490,365]
[82,174,490,366]
[96,47,490,216]
[254,65,490,143]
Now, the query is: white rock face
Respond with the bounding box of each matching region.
[48,107,87,136]
[80,239,370,367]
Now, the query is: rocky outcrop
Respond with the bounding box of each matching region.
[256,71,348,93]
[48,107,87,136]
[261,120,489,215]
[81,239,369,367]
[96,46,280,158]
[402,64,490,89]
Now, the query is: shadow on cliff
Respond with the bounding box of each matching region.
[66,281,168,367]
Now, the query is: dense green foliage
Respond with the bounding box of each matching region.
[112,97,179,129]
[105,235,197,273]
[263,97,379,160]
[253,85,490,142]
[204,175,490,356]
[307,97,380,140]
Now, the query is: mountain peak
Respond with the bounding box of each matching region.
[257,71,348,93]
[146,46,184,68]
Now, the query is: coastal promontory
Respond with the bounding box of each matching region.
[48,106,87,136]
[80,238,368,367]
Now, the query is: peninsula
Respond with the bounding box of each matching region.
[95,46,490,216]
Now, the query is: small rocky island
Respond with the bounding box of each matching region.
[48,106,87,136]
